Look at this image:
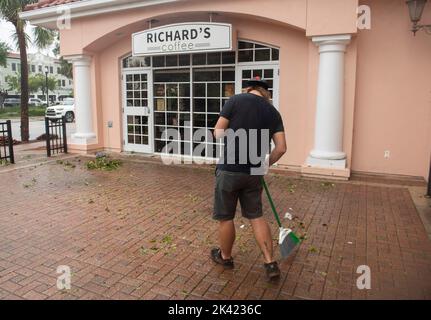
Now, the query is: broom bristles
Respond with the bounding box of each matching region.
[279,228,301,259]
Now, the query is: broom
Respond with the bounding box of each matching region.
[261,177,301,259]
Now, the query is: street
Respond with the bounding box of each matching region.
[10,117,76,141]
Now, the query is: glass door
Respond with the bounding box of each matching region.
[153,68,191,155]
[123,70,153,153]
[236,65,280,109]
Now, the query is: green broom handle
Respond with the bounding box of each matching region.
[261,177,282,228]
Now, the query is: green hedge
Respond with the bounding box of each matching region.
[0,106,46,119]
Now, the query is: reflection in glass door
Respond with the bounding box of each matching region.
[123,70,153,153]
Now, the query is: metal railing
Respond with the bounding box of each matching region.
[0,120,15,164]
[45,117,68,157]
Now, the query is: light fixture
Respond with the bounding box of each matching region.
[406,0,431,35]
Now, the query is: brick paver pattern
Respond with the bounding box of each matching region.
[0,157,430,300]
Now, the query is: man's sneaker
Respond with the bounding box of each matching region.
[264,261,281,280]
[210,248,234,269]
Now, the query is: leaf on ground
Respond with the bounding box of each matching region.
[308,246,318,253]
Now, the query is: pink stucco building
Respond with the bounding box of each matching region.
[21,0,431,181]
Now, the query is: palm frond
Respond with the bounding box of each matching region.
[0,42,11,67]
[0,1,37,24]
[33,26,57,50]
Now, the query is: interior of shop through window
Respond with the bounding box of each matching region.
[122,40,279,158]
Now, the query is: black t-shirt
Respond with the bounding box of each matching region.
[216,93,285,174]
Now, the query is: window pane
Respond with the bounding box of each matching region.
[238,41,253,49]
[207,52,221,65]
[155,99,166,111]
[222,69,235,81]
[179,98,190,112]
[194,69,220,81]
[207,83,220,97]
[167,113,179,126]
[222,83,235,97]
[154,84,165,97]
[242,70,251,79]
[155,112,165,125]
[222,52,236,64]
[255,49,271,61]
[252,69,263,78]
[194,99,205,112]
[154,69,190,82]
[193,83,205,97]
[192,53,206,65]
[155,126,165,139]
[264,69,274,78]
[179,54,190,66]
[167,98,178,111]
[166,55,178,67]
[179,84,190,97]
[207,99,221,113]
[153,56,165,67]
[166,84,178,97]
[272,48,280,61]
[193,114,206,127]
[238,50,253,62]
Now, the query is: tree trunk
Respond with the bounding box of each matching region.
[16,25,29,142]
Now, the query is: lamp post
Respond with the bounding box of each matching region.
[45,66,49,108]
[406,0,431,35]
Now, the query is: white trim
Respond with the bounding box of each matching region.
[19,0,183,27]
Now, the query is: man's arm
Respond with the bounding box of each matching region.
[214,116,230,139]
[269,132,287,165]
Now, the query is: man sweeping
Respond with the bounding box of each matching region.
[211,76,287,280]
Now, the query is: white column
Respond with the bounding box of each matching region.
[66,55,96,145]
[307,34,351,168]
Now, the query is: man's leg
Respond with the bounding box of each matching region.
[250,217,274,263]
[219,220,236,259]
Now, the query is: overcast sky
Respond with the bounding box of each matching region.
[0,19,55,57]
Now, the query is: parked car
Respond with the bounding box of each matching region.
[3,98,21,107]
[45,98,75,122]
[28,98,46,107]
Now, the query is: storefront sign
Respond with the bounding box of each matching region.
[132,22,232,56]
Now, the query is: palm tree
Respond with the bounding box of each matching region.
[0,42,10,67]
[0,1,55,142]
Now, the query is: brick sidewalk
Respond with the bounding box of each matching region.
[0,157,430,300]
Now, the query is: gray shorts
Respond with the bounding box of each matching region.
[213,169,263,221]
